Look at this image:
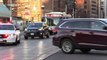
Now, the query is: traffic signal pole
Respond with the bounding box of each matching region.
[73,0,76,18]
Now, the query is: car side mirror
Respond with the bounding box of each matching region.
[103,26,107,30]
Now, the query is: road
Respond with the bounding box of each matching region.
[45,49,107,60]
[1,35,107,60]
[0,35,59,60]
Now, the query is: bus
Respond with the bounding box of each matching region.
[45,12,71,25]
[42,12,71,34]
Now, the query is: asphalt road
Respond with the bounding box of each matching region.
[1,35,107,60]
[44,50,107,60]
[0,35,59,60]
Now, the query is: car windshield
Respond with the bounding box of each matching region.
[0,25,14,30]
[28,23,43,28]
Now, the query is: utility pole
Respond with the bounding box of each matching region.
[52,0,54,12]
[10,0,12,21]
[104,0,107,18]
[58,0,60,11]
[73,0,76,18]
[98,0,101,18]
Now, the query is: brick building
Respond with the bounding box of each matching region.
[84,0,101,18]
[42,0,52,13]
[3,0,17,17]
[43,0,66,13]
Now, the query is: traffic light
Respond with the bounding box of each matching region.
[75,0,84,8]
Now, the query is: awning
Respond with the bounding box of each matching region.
[0,3,11,17]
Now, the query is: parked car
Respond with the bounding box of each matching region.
[53,18,107,54]
[24,22,50,39]
[0,23,21,45]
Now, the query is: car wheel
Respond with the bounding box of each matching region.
[46,34,49,38]
[46,32,50,38]
[61,39,75,54]
[24,36,28,39]
[40,33,45,39]
[17,36,20,44]
[13,38,18,45]
[80,48,91,53]
[17,40,20,44]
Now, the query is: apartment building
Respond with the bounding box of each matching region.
[84,0,101,18]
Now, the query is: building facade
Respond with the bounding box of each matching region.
[53,0,66,12]
[103,0,107,18]
[84,0,102,18]
[3,0,43,22]
[42,0,53,13]
[3,0,17,17]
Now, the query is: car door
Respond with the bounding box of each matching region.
[72,21,93,45]
[60,20,92,45]
[90,20,107,46]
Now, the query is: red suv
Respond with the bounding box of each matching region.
[53,18,107,54]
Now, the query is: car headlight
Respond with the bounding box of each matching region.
[25,29,27,31]
[39,28,43,30]
[11,34,16,36]
[39,29,42,30]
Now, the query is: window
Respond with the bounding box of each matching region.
[28,23,43,28]
[60,21,91,29]
[0,25,14,30]
[91,21,105,30]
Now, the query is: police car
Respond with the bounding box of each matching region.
[0,23,21,45]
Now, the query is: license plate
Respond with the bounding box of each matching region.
[30,33,34,35]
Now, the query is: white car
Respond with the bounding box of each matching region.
[0,23,21,45]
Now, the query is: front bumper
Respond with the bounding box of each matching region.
[52,36,61,48]
[24,31,43,37]
[0,37,16,44]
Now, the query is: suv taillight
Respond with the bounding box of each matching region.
[3,34,9,38]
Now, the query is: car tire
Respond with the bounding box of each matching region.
[80,48,91,53]
[61,39,75,54]
[13,38,18,45]
[17,36,20,44]
[46,35,49,38]
[40,33,45,39]
[17,39,20,44]
[24,36,28,39]
[46,32,50,38]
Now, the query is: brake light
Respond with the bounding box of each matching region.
[3,34,9,38]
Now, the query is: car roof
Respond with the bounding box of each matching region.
[59,18,107,22]
[57,18,107,26]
